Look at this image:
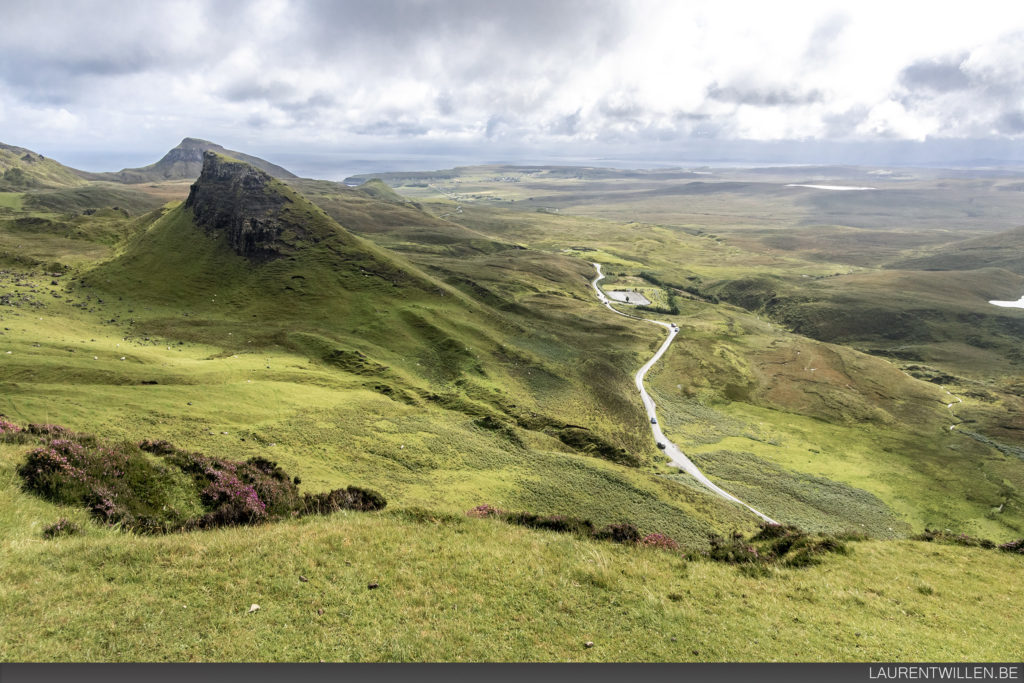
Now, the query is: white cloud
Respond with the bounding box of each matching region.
[3,0,1024,168]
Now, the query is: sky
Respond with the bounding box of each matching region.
[3,0,1024,178]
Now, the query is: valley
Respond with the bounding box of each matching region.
[1,139,1022,661]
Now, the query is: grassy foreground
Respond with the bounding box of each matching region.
[2,468,1021,662]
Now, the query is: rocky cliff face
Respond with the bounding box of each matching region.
[184,152,295,261]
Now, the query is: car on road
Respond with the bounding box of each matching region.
[656,442,666,449]
[650,417,657,424]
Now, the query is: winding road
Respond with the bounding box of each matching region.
[591,262,778,524]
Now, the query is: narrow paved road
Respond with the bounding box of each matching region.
[591,262,778,524]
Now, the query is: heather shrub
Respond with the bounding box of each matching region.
[503,511,596,536]
[641,532,679,550]
[701,525,851,570]
[597,522,642,544]
[17,437,195,531]
[17,424,387,534]
[301,485,387,515]
[751,522,801,541]
[243,457,303,517]
[466,504,504,518]
[999,538,1024,554]
[0,417,28,443]
[752,523,810,557]
[166,452,306,525]
[26,423,71,437]
[914,528,996,549]
[42,518,82,539]
[708,534,762,564]
[138,439,176,455]
[783,538,848,568]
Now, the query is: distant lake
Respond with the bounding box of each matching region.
[989,295,1024,308]
[785,184,877,191]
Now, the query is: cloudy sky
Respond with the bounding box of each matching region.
[3,0,1024,177]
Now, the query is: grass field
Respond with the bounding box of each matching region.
[2,465,1021,661]
[1,153,1023,662]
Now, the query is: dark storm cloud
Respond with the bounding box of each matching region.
[707,83,824,106]
[899,56,971,92]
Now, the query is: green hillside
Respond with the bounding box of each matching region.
[0,142,88,190]
[1,150,1022,662]
[85,138,297,184]
[23,184,167,215]
[889,224,1024,274]
[2,153,770,550]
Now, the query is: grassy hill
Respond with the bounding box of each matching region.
[1,152,1023,662]
[84,138,297,184]
[1,153,772,553]
[0,143,88,190]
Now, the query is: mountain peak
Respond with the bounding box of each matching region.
[179,137,218,147]
[97,138,297,184]
[184,152,296,261]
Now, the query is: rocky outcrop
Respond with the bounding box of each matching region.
[184,152,296,261]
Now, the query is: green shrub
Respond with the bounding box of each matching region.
[596,522,641,544]
[503,511,596,536]
[301,486,387,515]
[914,528,995,549]
[42,518,82,539]
[392,507,463,525]
[999,538,1024,554]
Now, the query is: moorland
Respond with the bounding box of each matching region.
[1,139,1022,661]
